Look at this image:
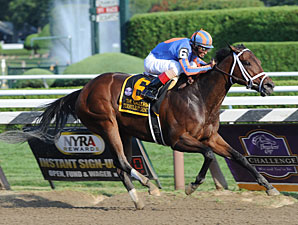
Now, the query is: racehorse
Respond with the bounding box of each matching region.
[21,44,280,209]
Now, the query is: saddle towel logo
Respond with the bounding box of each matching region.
[119,74,152,116]
[240,130,298,178]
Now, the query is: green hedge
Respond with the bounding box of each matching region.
[125,6,298,61]
[0,47,31,56]
[52,52,144,87]
[197,0,264,10]
[13,68,54,88]
[24,24,51,51]
[24,33,39,50]
[233,42,298,72]
[129,0,264,15]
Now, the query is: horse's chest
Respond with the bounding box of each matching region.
[186,114,219,140]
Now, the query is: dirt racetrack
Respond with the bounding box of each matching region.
[0,189,298,225]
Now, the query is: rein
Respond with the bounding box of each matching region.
[214,48,268,92]
[214,65,247,84]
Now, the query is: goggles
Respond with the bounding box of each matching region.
[197,45,212,52]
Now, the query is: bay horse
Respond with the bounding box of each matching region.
[27,44,279,209]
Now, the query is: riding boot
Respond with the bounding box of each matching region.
[141,76,164,101]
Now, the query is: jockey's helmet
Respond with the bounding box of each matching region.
[190,29,214,49]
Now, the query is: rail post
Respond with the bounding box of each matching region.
[173,150,185,190]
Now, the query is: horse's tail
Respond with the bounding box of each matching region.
[33,89,82,141]
[0,89,82,144]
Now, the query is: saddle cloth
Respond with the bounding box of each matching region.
[119,73,174,145]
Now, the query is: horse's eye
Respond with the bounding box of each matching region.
[242,61,250,66]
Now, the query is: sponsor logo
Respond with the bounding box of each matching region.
[124,87,132,96]
[55,132,105,155]
[240,130,298,178]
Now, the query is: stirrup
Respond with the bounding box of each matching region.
[141,89,158,101]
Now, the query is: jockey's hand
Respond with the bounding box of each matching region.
[209,59,216,68]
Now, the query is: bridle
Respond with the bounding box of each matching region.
[214,48,268,92]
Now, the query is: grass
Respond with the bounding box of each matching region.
[0,48,49,57]
[0,140,237,195]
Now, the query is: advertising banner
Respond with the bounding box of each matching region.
[27,127,161,188]
[219,123,298,191]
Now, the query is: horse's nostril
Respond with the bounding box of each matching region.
[264,82,275,89]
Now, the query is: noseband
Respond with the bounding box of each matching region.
[215,48,268,92]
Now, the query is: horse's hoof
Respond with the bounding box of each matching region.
[185,183,198,195]
[266,187,280,196]
[134,200,145,210]
[149,187,160,197]
[148,182,160,196]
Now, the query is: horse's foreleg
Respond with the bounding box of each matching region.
[185,149,215,195]
[208,133,280,196]
[173,135,215,195]
[229,149,279,196]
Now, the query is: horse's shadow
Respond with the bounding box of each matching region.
[0,194,73,208]
[0,193,135,211]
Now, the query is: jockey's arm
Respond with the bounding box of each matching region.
[179,57,212,76]
[194,57,208,66]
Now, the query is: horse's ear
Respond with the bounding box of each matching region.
[226,42,240,54]
[225,41,231,48]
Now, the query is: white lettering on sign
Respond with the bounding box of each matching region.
[48,170,66,177]
[96,0,118,7]
[65,171,83,178]
[88,170,112,177]
[55,132,105,155]
[97,6,119,14]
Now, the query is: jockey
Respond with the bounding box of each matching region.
[141,29,216,101]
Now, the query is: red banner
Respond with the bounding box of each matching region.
[96,6,119,14]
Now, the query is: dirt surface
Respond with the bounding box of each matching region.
[0,189,298,225]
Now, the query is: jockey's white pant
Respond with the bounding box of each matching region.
[144,52,184,76]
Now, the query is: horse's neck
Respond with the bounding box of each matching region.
[195,69,231,113]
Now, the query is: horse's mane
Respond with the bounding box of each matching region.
[215,44,247,63]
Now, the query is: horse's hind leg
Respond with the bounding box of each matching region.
[120,133,160,197]
[116,169,145,209]
[95,122,159,209]
[117,134,145,209]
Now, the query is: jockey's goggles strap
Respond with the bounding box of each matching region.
[229,49,267,91]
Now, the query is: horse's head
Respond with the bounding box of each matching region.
[215,44,275,96]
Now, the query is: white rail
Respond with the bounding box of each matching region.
[0,96,298,108]
[1,86,298,96]
[0,74,99,80]
[223,96,298,106]
[0,89,79,96]
[229,86,298,93]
